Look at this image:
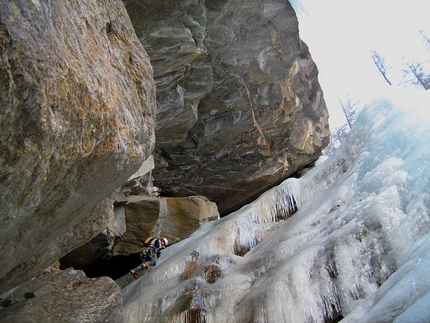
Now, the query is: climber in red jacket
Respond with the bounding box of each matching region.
[130,237,168,279]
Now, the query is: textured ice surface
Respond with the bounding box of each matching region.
[122,89,430,323]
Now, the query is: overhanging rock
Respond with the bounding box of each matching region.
[0,0,155,294]
[124,0,330,215]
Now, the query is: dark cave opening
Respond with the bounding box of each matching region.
[78,253,142,281]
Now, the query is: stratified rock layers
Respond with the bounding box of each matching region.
[0,0,155,293]
[124,0,330,215]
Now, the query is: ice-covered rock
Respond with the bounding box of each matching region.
[122,89,430,323]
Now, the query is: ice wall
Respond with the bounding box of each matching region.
[122,89,430,323]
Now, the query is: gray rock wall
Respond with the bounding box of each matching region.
[0,0,329,300]
[124,0,330,215]
[0,0,155,293]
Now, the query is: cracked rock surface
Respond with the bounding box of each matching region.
[0,0,155,293]
[124,0,330,215]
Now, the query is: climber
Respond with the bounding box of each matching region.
[130,237,168,279]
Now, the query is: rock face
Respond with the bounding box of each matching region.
[0,0,329,301]
[124,0,330,215]
[0,0,155,294]
[113,195,219,255]
[60,192,218,270]
[0,268,123,323]
[59,189,128,271]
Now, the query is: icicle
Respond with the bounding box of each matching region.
[234,216,261,255]
[220,177,303,256]
[183,283,210,323]
[252,177,301,224]
[277,177,301,218]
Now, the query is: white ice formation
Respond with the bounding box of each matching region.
[122,89,430,323]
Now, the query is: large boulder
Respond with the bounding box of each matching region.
[0,0,155,293]
[113,195,219,255]
[124,0,330,215]
[0,268,123,323]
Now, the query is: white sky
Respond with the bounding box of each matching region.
[291,0,430,128]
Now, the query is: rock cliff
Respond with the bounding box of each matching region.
[0,0,155,293]
[0,0,329,318]
[124,0,330,215]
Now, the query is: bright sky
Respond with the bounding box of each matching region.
[291,0,430,128]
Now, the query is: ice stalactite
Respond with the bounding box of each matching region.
[184,307,208,323]
[250,177,301,224]
[183,282,210,323]
[232,177,301,255]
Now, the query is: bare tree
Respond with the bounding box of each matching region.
[371,50,393,86]
[324,97,361,156]
[396,31,430,90]
[323,124,349,156]
[323,136,337,156]
[323,140,336,156]
[400,60,430,90]
[338,95,360,129]
[419,30,430,50]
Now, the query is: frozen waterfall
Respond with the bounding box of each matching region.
[121,89,430,323]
